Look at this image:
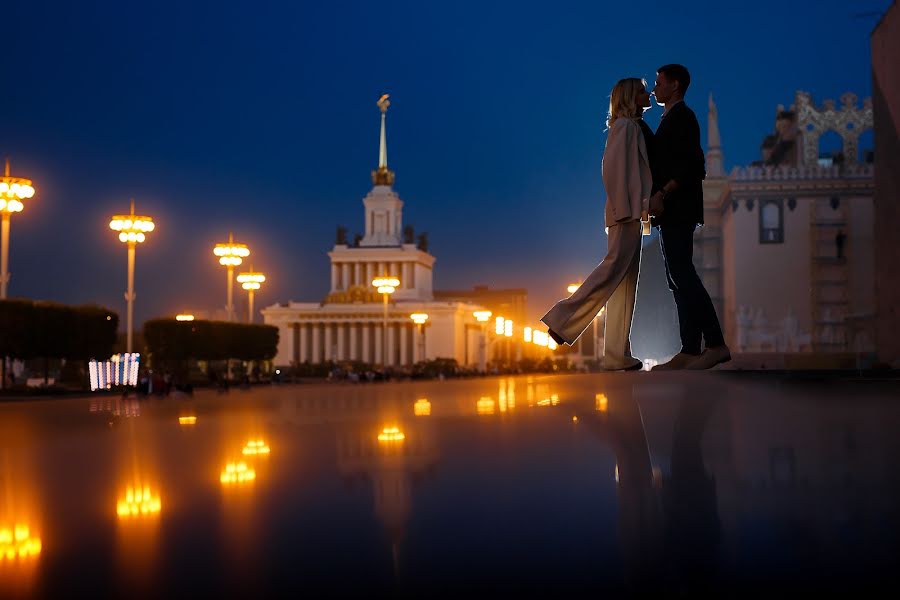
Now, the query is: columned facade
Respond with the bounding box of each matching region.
[262,95,532,370]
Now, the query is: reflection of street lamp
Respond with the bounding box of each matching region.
[220,462,255,485]
[237,268,266,323]
[377,426,405,443]
[373,276,399,366]
[0,523,41,560]
[0,159,36,300]
[109,200,154,353]
[410,313,428,363]
[414,398,431,416]
[474,310,492,372]
[213,233,250,322]
[116,483,162,518]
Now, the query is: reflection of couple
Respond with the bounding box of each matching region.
[542,64,731,371]
[586,388,721,595]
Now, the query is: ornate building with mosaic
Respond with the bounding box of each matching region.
[699,91,876,357]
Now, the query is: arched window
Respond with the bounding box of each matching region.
[857,129,874,164]
[817,130,844,167]
[760,199,784,244]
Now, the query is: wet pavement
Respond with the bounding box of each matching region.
[1,372,899,597]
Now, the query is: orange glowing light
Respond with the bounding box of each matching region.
[537,394,560,407]
[220,461,256,484]
[242,439,271,456]
[476,397,495,415]
[116,485,162,519]
[377,426,405,442]
[178,416,197,425]
[0,524,42,561]
[414,398,431,416]
[595,393,608,412]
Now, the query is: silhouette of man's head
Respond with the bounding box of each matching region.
[653,64,690,106]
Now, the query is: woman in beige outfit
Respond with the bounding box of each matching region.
[541,78,652,370]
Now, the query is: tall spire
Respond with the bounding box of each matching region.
[707,93,725,178]
[372,94,396,186]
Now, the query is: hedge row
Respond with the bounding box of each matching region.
[0,299,119,360]
[143,319,278,362]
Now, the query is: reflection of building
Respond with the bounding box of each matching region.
[262,100,494,368]
[872,1,900,366]
[703,92,875,356]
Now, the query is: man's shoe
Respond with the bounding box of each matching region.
[600,357,644,372]
[651,352,701,371]
[548,329,567,346]
[686,346,732,370]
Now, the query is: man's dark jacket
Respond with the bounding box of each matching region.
[649,101,706,226]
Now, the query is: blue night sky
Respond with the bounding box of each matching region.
[0,0,889,326]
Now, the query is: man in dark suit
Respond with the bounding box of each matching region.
[648,64,730,370]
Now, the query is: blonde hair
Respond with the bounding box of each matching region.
[606,78,647,128]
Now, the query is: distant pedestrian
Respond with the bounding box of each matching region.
[835,229,846,260]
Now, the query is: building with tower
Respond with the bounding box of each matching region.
[262,97,553,369]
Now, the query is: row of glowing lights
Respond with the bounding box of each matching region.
[0,178,36,212]
[236,271,266,290]
[404,389,607,418]
[214,243,251,266]
[88,353,140,391]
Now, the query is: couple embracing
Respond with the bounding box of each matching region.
[542,64,731,371]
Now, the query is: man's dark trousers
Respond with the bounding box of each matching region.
[658,223,725,355]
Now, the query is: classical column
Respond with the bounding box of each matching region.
[377,261,385,276]
[299,323,309,363]
[402,262,411,288]
[399,322,409,365]
[323,323,333,362]
[349,322,359,360]
[366,263,375,287]
[374,324,383,365]
[354,263,361,287]
[336,323,346,360]
[362,323,371,363]
[283,323,296,365]
[331,264,339,291]
[312,324,322,364]
[387,323,397,366]
[342,264,351,290]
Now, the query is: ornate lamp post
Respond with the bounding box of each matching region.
[109,200,154,353]
[473,310,492,372]
[213,233,249,322]
[237,268,266,323]
[410,313,428,363]
[372,275,399,366]
[0,159,36,300]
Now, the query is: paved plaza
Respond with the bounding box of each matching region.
[1,372,899,596]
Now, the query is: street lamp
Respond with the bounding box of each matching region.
[109,200,154,353]
[213,232,249,322]
[175,314,195,322]
[410,313,428,363]
[567,281,582,295]
[237,268,266,323]
[474,310,492,372]
[372,275,399,367]
[0,159,36,300]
